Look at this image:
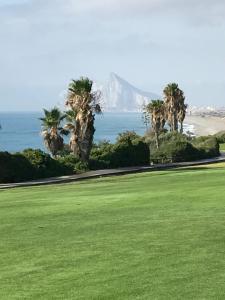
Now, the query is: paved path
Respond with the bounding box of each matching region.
[1,154,225,190]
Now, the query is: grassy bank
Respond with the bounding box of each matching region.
[1,164,225,299]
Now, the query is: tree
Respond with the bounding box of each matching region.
[65,77,101,162]
[163,83,185,132]
[40,107,66,157]
[178,101,187,134]
[64,110,78,155]
[143,100,165,149]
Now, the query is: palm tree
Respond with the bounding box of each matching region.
[40,107,66,157]
[144,100,165,149]
[163,83,184,132]
[65,77,101,161]
[178,102,187,133]
[64,110,78,155]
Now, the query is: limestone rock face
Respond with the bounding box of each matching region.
[93,73,160,112]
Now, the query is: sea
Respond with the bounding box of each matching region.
[0,112,194,152]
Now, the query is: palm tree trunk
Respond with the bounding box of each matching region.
[70,132,79,155]
[155,131,159,149]
[75,112,95,162]
[172,113,178,132]
[180,121,183,133]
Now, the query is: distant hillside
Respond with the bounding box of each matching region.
[93,73,160,112]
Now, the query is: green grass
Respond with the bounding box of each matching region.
[1,164,225,299]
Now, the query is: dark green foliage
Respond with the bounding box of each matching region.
[148,132,220,163]
[111,132,150,167]
[0,149,73,183]
[57,154,80,171]
[151,140,200,163]
[192,136,220,158]
[1,131,219,183]
[0,132,150,183]
[89,141,112,169]
[73,161,89,173]
[90,132,150,168]
[0,152,36,183]
[88,159,111,170]
[68,77,93,95]
[90,141,114,160]
[57,155,89,172]
[22,149,55,170]
[22,149,73,178]
[214,131,225,143]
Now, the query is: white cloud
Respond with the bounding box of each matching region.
[0,0,225,110]
[1,0,225,24]
[66,0,225,25]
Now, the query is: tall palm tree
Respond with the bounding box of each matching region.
[163,83,184,132]
[64,110,78,155]
[40,107,66,157]
[144,100,165,149]
[178,102,187,133]
[66,77,101,161]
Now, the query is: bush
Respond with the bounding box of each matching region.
[88,159,111,170]
[0,149,74,183]
[90,141,114,162]
[1,131,219,183]
[22,149,73,178]
[151,140,200,163]
[74,161,89,173]
[148,132,220,164]
[192,136,220,158]
[214,131,225,143]
[90,131,150,168]
[111,133,149,167]
[0,133,150,183]
[57,154,80,172]
[0,152,36,183]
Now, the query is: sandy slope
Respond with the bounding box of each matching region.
[185,115,225,136]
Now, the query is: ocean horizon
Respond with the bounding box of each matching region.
[0,111,194,152]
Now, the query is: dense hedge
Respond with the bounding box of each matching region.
[90,131,150,169]
[192,136,219,157]
[148,132,220,163]
[0,152,36,183]
[214,131,225,143]
[0,149,73,183]
[0,131,221,183]
[0,132,150,183]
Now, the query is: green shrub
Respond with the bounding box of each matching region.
[151,140,200,163]
[0,151,35,183]
[90,131,150,168]
[214,131,225,143]
[74,161,89,173]
[149,132,220,164]
[192,136,220,158]
[90,141,114,162]
[22,149,73,178]
[88,159,111,170]
[113,131,149,167]
[0,149,74,183]
[1,131,219,183]
[57,154,80,172]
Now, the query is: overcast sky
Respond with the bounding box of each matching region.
[0,0,225,111]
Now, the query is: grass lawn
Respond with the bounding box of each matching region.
[1,164,225,299]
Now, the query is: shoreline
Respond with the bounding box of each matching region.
[185,115,225,136]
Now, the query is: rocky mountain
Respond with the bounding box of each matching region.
[93,73,160,112]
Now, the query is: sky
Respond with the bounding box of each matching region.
[0,0,225,111]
